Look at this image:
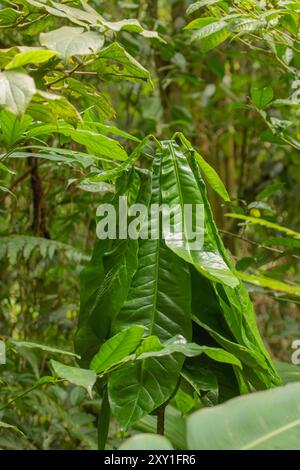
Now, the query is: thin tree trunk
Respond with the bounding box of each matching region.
[28,157,50,238]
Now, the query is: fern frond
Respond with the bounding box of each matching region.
[0,235,89,265]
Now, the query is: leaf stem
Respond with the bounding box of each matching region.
[156,405,165,435]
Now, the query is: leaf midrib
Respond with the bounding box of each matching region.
[125,158,163,427]
[241,417,300,450]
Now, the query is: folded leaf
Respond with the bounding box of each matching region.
[108,158,192,428]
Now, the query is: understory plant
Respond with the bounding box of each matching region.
[74,134,281,445]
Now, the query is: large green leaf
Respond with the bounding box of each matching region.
[0,71,36,115]
[108,158,192,429]
[187,383,300,449]
[75,169,145,365]
[50,360,96,398]
[40,26,104,60]
[177,146,281,388]
[161,141,237,288]
[90,326,145,373]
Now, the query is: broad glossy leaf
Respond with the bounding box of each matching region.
[50,360,96,398]
[5,49,57,70]
[187,383,300,449]
[190,272,279,389]
[108,158,192,428]
[160,140,279,388]
[92,42,150,83]
[0,71,36,115]
[119,434,173,450]
[90,326,145,373]
[40,26,104,60]
[161,141,237,287]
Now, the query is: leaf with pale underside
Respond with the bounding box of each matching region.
[0,71,36,115]
[40,26,104,60]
